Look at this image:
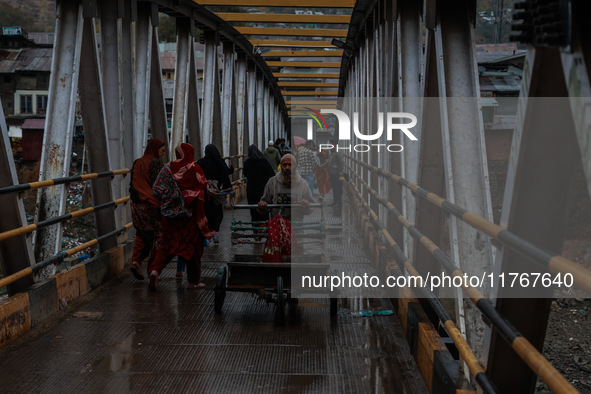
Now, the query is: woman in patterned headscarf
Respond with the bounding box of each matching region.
[243,144,275,222]
[129,138,165,280]
[149,143,215,291]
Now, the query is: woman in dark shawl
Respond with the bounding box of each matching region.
[243,144,275,222]
[129,138,165,280]
[196,144,232,243]
[149,143,215,290]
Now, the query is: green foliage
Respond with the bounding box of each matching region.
[158,14,176,43]
[477,0,495,12]
[35,0,55,32]
[0,0,55,33]
[0,1,35,31]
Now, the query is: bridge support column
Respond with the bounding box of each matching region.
[187,38,202,157]
[35,0,83,271]
[485,47,585,394]
[256,75,264,148]
[235,54,248,156]
[202,31,222,149]
[78,13,117,253]
[133,2,153,159]
[247,64,257,149]
[148,21,169,149]
[263,86,270,148]
[273,103,279,146]
[120,0,136,186]
[0,100,35,294]
[171,18,191,152]
[100,0,125,227]
[222,42,237,159]
[397,0,422,262]
[560,25,591,198]
[432,0,494,362]
[367,26,380,220]
[413,30,445,290]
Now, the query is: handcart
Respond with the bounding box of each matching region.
[214,203,338,325]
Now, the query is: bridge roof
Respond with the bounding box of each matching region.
[201,1,353,116]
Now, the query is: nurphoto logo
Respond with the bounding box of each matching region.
[306,109,419,153]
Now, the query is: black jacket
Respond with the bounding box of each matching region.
[243,157,275,204]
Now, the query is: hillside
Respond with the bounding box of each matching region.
[0,0,55,33]
[1,0,515,43]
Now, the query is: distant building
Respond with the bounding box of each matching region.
[0,44,52,121]
[0,28,52,160]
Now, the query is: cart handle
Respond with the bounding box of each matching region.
[233,203,322,209]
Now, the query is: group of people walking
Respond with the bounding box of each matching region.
[293,138,344,207]
[129,141,232,291]
[128,136,344,290]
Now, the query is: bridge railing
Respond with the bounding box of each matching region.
[0,169,132,293]
[344,156,581,394]
[346,155,591,294]
[0,223,132,292]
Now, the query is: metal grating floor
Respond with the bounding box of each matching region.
[0,196,427,393]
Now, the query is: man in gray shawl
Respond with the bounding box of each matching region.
[258,154,313,221]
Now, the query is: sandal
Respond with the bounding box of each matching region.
[130,261,145,280]
[148,271,159,291]
[187,282,206,289]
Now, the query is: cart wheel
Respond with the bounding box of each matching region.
[214,266,227,314]
[275,275,285,325]
[330,297,338,316]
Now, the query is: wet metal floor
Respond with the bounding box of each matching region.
[0,197,428,393]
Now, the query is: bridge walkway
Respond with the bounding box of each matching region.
[0,200,428,393]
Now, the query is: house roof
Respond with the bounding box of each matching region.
[476,43,519,53]
[21,118,45,129]
[480,74,522,92]
[27,33,54,46]
[0,48,52,73]
[475,43,524,64]
[160,51,213,70]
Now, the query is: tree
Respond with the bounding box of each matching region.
[158,14,176,43]
[0,1,35,32]
[34,0,55,32]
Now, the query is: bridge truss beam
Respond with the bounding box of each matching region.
[0,0,288,283]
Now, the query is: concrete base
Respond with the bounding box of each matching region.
[0,240,133,349]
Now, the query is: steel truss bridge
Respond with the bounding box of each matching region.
[0,0,590,393]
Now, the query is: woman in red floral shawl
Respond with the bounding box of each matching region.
[149,143,215,291]
[129,138,165,280]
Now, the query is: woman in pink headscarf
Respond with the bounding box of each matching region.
[149,143,215,290]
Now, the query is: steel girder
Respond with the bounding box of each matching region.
[18,0,288,284]
[134,2,153,159]
[432,0,494,362]
[256,75,265,148]
[222,42,237,159]
[148,25,170,149]
[247,65,257,149]
[341,0,493,368]
[171,18,192,152]
[486,42,591,394]
[78,16,117,253]
[34,0,83,269]
[187,38,202,157]
[99,0,126,229]
[235,54,248,157]
[0,100,36,294]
